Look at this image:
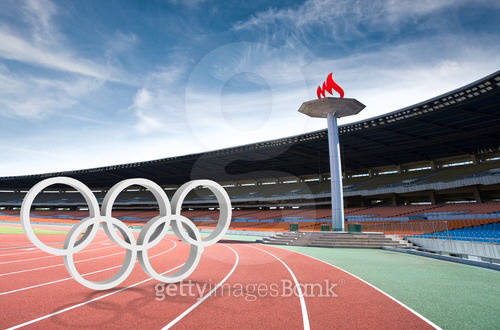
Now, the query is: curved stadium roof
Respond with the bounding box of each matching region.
[1,71,499,189]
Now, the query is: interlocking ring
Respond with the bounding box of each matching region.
[20,177,232,290]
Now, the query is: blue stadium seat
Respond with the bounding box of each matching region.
[411,221,500,243]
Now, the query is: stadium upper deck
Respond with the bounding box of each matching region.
[0,70,499,191]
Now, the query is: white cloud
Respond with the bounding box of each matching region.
[134,88,152,108]
[0,0,132,120]
[2,35,497,176]
[21,0,58,45]
[182,35,500,151]
[0,0,498,177]
[133,88,163,133]
[233,0,496,36]
[130,64,188,134]
[304,35,500,124]
[168,0,207,8]
[0,133,201,176]
[0,65,102,118]
[0,0,128,82]
[0,27,118,80]
[104,31,138,70]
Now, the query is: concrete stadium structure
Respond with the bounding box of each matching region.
[0,70,498,212]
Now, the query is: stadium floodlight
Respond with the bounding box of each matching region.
[298,73,365,231]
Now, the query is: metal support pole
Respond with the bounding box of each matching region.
[327,113,344,231]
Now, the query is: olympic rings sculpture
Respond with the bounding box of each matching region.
[20,177,231,290]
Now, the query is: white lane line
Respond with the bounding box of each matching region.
[0,239,108,257]
[6,243,237,330]
[0,250,126,277]
[6,263,183,330]
[0,239,177,296]
[0,244,117,265]
[247,245,310,330]
[262,244,442,330]
[0,244,61,251]
[162,244,239,329]
[0,247,38,254]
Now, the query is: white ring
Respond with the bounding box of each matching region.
[171,179,231,248]
[20,177,100,256]
[102,178,172,252]
[20,176,232,290]
[138,214,203,283]
[63,216,137,290]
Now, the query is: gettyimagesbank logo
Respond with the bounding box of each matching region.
[154,279,342,302]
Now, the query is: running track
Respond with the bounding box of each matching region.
[0,224,440,329]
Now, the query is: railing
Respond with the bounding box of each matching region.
[407,236,499,261]
[360,220,499,260]
[411,234,499,244]
[360,220,449,236]
[344,174,500,197]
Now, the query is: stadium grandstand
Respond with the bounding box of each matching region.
[3,1,500,329]
[0,71,499,253]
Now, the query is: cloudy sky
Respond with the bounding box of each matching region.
[0,0,498,176]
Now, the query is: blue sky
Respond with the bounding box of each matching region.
[0,0,499,176]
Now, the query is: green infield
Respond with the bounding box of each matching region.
[282,246,500,330]
[0,226,67,235]
[128,231,500,328]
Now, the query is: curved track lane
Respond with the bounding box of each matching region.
[0,234,440,329]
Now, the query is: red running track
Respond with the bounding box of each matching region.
[0,227,439,329]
